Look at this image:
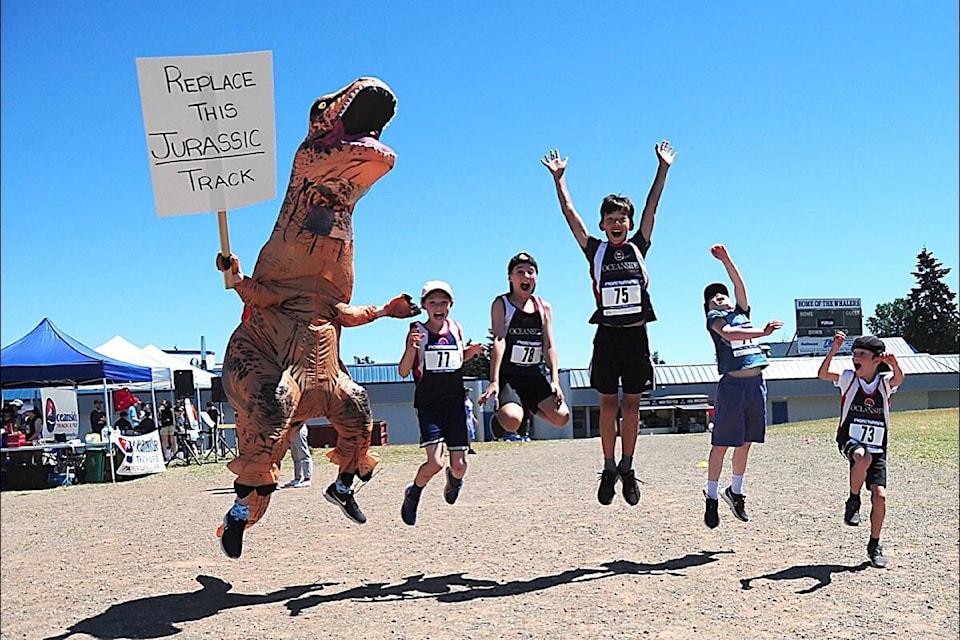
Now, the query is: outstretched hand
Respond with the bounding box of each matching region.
[383,294,420,319]
[464,342,487,361]
[655,140,677,167]
[540,148,568,179]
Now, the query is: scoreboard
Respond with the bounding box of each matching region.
[795,298,863,355]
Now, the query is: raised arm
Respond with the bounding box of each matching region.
[882,353,905,388]
[710,244,749,311]
[479,298,507,405]
[541,149,589,249]
[637,140,676,242]
[817,331,846,383]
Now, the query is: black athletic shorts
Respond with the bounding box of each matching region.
[840,441,888,488]
[498,375,554,416]
[589,324,654,395]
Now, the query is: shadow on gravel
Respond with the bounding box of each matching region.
[42,575,337,640]
[740,561,872,594]
[286,549,734,614]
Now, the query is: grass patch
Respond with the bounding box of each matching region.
[770,408,959,466]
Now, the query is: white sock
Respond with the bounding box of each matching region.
[731,474,744,495]
[706,480,719,500]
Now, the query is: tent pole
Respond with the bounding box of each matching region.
[104,379,116,483]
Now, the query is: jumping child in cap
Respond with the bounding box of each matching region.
[479,253,570,440]
[399,281,485,525]
[817,331,904,568]
[541,142,675,506]
[702,244,784,528]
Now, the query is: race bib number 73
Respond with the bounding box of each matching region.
[850,421,885,446]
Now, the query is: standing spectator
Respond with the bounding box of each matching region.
[89,399,107,436]
[158,399,176,462]
[205,402,221,452]
[282,424,313,488]
[22,406,43,442]
[464,388,479,454]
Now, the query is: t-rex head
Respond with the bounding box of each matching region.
[293,77,397,206]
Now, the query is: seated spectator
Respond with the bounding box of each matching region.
[114,412,132,433]
[137,403,156,435]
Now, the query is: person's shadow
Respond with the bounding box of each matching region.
[740,561,871,594]
[43,575,336,640]
[286,549,734,613]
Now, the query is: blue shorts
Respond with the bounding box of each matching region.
[711,373,767,447]
[417,403,469,451]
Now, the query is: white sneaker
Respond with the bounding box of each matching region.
[282,479,301,489]
[293,479,311,488]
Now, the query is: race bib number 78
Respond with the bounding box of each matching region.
[510,344,542,366]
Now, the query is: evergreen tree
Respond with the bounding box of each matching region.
[904,248,959,354]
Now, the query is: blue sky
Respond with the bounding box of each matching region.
[2,1,957,368]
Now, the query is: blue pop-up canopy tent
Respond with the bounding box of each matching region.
[0,318,152,389]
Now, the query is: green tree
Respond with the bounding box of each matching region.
[903,248,959,354]
[652,351,666,364]
[462,330,493,379]
[867,297,912,338]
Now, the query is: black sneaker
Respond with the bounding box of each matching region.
[467,448,477,455]
[324,482,367,524]
[597,469,618,505]
[844,495,861,526]
[401,484,419,526]
[722,486,749,522]
[444,467,464,505]
[868,544,888,569]
[703,491,719,529]
[619,468,641,506]
[216,503,249,559]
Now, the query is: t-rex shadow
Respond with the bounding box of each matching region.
[286,549,733,614]
[740,561,871,594]
[43,575,335,640]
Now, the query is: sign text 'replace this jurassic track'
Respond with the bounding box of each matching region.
[136,51,276,217]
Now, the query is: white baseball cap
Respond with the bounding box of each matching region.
[420,280,454,303]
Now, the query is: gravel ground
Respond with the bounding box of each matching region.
[1,431,957,640]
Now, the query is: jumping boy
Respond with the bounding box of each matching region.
[479,253,570,439]
[702,244,783,528]
[541,142,675,506]
[399,281,485,526]
[817,331,904,568]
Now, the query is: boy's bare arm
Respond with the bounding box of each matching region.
[480,298,507,404]
[541,149,589,249]
[542,301,565,405]
[817,331,846,382]
[397,325,421,378]
[711,244,749,310]
[638,140,677,242]
[883,353,905,388]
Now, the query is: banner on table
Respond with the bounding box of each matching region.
[41,388,80,440]
[136,50,276,217]
[113,431,165,476]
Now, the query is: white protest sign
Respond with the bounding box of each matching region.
[136,51,276,216]
[40,388,80,440]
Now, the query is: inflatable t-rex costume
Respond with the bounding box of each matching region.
[215,77,418,559]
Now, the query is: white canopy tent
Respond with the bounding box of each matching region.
[95,336,174,389]
[140,345,214,389]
